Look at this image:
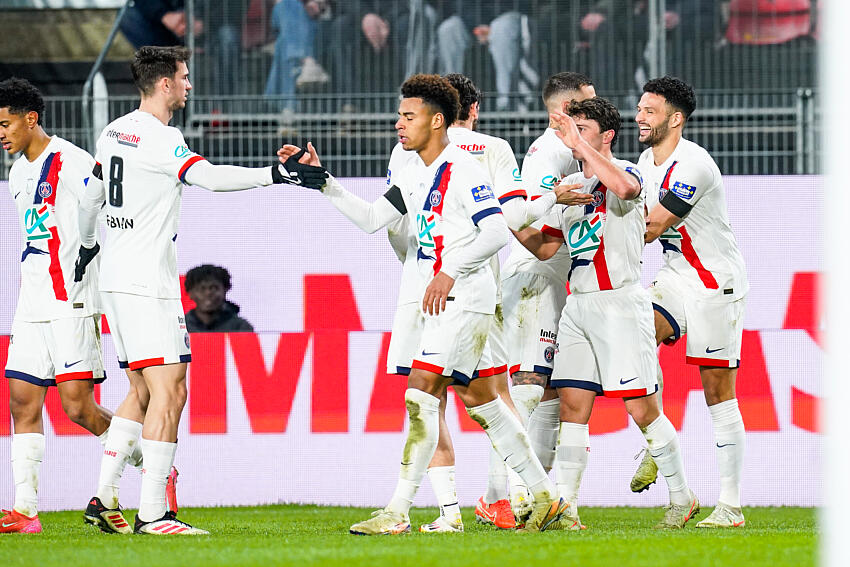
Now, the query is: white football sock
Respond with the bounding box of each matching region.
[643,414,691,506]
[510,384,544,425]
[386,389,441,516]
[11,433,44,517]
[709,399,746,508]
[137,438,177,522]
[527,398,560,472]
[655,360,664,413]
[555,422,589,506]
[468,397,555,502]
[484,445,509,504]
[96,416,142,509]
[427,466,462,525]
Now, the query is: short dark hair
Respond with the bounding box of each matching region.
[184,264,232,293]
[131,46,192,96]
[567,97,622,147]
[0,77,45,125]
[642,76,696,120]
[543,72,593,104]
[401,74,460,127]
[443,73,481,122]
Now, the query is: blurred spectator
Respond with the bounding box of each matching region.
[265,0,330,107]
[184,265,253,333]
[119,0,202,48]
[725,0,811,45]
[436,0,538,110]
[202,0,247,95]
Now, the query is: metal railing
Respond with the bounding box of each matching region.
[0,89,820,180]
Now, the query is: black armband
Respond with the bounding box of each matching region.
[660,190,692,219]
[92,163,103,180]
[383,185,407,215]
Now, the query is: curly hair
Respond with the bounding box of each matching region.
[0,78,45,125]
[400,74,460,127]
[443,73,481,123]
[642,76,696,120]
[131,45,192,96]
[567,97,622,147]
[184,264,232,293]
[543,72,593,105]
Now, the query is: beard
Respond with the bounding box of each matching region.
[640,121,670,147]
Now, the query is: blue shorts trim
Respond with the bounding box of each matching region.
[550,378,603,394]
[652,303,681,341]
[450,369,472,386]
[179,354,192,363]
[533,365,554,376]
[395,366,412,376]
[118,360,129,369]
[5,369,54,387]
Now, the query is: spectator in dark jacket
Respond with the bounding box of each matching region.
[184,265,253,333]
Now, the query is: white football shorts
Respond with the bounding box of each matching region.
[410,300,491,385]
[102,291,191,371]
[386,302,423,375]
[501,271,566,377]
[476,302,508,376]
[650,269,746,368]
[5,315,105,387]
[551,284,658,398]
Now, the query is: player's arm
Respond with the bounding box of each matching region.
[511,224,564,261]
[183,149,327,191]
[550,111,641,200]
[645,202,682,243]
[645,160,713,243]
[75,161,106,281]
[501,181,591,231]
[423,211,510,316]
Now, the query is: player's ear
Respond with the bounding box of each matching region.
[26,110,39,128]
[432,111,444,130]
[602,129,615,145]
[670,111,684,129]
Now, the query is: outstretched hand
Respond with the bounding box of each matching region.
[550,111,583,150]
[553,181,593,206]
[278,142,322,167]
[272,141,327,190]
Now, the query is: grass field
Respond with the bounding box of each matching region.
[2,505,817,567]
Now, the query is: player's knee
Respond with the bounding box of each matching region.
[9,392,41,425]
[625,400,659,429]
[61,399,90,425]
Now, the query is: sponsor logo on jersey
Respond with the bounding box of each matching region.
[567,213,604,257]
[174,145,192,158]
[417,213,437,249]
[539,329,557,345]
[106,129,140,148]
[457,143,486,155]
[512,168,521,182]
[429,189,442,207]
[471,185,495,202]
[540,174,559,190]
[544,345,555,363]
[37,181,53,198]
[671,180,696,200]
[526,145,538,157]
[105,214,134,229]
[24,205,51,241]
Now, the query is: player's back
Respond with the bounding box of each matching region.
[640,138,748,298]
[10,136,100,321]
[95,110,202,299]
[502,128,581,286]
[448,127,522,201]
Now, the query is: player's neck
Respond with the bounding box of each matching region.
[138,98,173,126]
[651,131,682,165]
[22,128,51,162]
[450,118,474,130]
[418,131,450,166]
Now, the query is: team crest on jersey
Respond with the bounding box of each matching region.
[590,189,605,208]
[544,346,555,363]
[429,189,442,207]
[471,185,494,202]
[37,181,53,199]
[184,333,191,349]
[567,213,604,257]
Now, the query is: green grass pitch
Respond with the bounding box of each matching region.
[2,505,816,567]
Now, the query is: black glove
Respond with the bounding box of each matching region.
[271,149,328,190]
[74,243,100,282]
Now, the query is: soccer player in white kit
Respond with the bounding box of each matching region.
[633,77,749,528]
[0,78,127,534]
[501,72,596,483]
[514,97,699,530]
[74,46,327,535]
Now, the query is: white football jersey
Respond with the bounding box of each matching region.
[640,138,748,299]
[394,144,502,314]
[92,110,206,299]
[9,136,100,322]
[540,159,645,294]
[448,127,524,203]
[502,128,581,287]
